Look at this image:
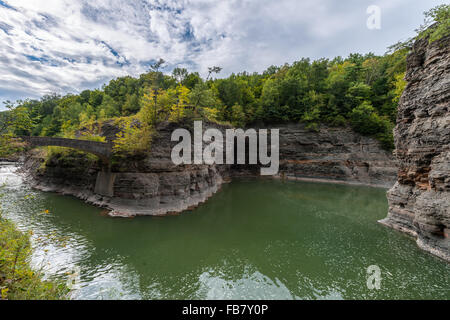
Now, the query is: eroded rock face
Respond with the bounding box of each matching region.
[23,120,396,217]
[272,124,397,187]
[380,35,450,261]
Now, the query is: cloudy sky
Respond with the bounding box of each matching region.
[0,0,446,105]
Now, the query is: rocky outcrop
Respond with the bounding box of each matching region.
[22,121,231,217]
[380,35,450,261]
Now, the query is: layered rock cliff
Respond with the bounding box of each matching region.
[22,121,231,217]
[380,35,450,261]
[22,120,396,217]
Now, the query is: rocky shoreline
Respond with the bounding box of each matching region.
[28,166,227,218]
[380,35,450,262]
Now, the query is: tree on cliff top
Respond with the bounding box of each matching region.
[417,4,450,43]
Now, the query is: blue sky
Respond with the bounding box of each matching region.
[0,0,447,106]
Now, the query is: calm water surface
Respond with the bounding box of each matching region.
[0,163,448,299]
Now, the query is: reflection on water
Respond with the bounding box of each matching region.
[0,163,449,300]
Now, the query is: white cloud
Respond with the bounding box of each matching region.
[0,0,447,103]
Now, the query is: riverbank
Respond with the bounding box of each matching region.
[273,175,392,189]
[2,162,449,299]
[0,213,68,300]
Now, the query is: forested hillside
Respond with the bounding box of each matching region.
[1,5,448,154]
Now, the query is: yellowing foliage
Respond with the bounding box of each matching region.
[113,116,153,155]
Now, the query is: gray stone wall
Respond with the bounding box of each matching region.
[380,35,450,261]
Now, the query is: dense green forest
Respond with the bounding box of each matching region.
[0,209,69,300]
[0,5,448,155]
[0,49,407,152]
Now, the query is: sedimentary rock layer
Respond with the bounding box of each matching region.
[380,35,450,261]
[22,121,231,217]
[22,120,396,217]
[273,124,396,187]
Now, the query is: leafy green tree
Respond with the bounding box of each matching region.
[188,83,217,110]
[122,94,140,115]
[346,82,372,110]
[231,104,246,127]
[301,90,325,130]
[349,101,385,135]
[172,67,188,84]
[96,95,120,119]
[2,105,34,136]
[89,90,104,107]
[417,4,450,43]
[79,90,91,104]
[182,72,202,89]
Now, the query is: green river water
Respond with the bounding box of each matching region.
[0,162,448,299]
